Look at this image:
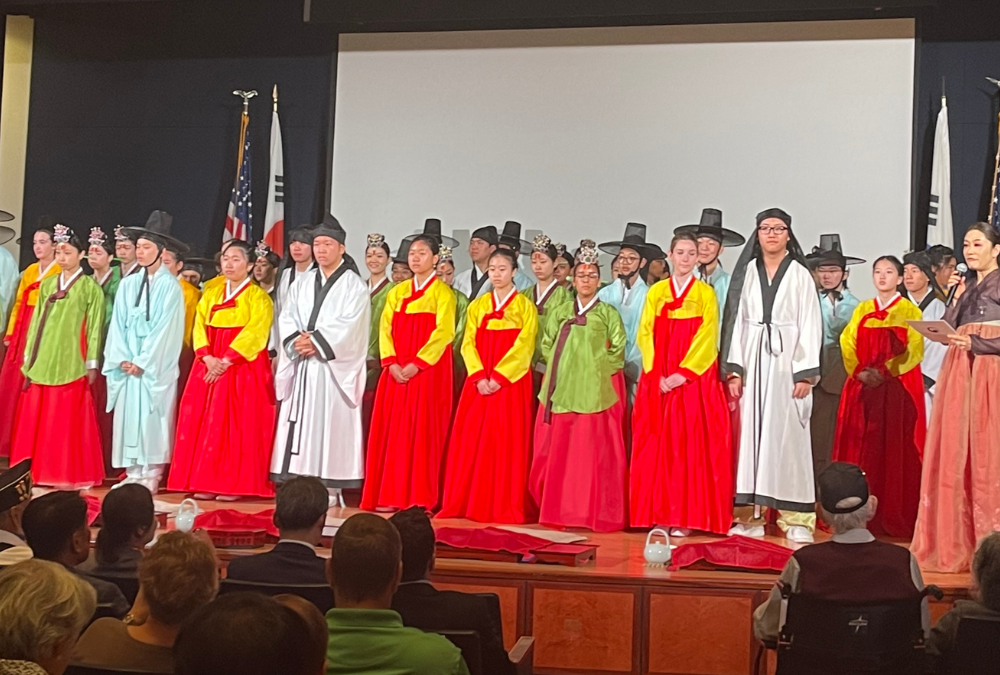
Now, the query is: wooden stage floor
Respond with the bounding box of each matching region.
[94,489,971,675]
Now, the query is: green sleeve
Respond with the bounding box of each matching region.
[85,281,105,365]
[452,289,469,352]
[605,303,626,372]
[20,278,51,373]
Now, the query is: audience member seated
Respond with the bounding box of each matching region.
[326,513,470,675]
[72,531,219,674]
[21,491,130,619]
[926,532,1000,672]
[275,594,329,675]
[0,559,96,675]
[390,507,514,675]
[78,483,156,576]
[226,476,328,585]
[0,460,33,567]
[173,592,317,675]
[753,462,929,643]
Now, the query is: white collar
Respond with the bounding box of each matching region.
[473,262,489,277]
[276,539,318,551]
[38,260,58,278]
[320,260,344,283]
[123,261,140,277]
[535,279,558,305]
[94,268,113,286]
[225,277,252,302]
[414,272,435,292]
[907,288,930,305]
[59,267,84,291]
[493,287,517,309]
[876,293,900,311]
[671,273,694,297]
[368,275,388,291]
[577,296,599,314]
[831,528,875,544]
[0,529,26,547]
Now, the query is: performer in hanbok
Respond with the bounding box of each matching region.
[364,233,394,433]
[114,225,141,278]
[522,235,573,394]
[454,226,499,299]
[270,217,369,507]
[913,222,1000,572]
[645,246,669,286]
[0,221,18,330]
[168,239,276,500]
[11,225,104,488]
[554,243,574,290]
[927,244,957,301]
[87,228,121,474]
[498,221,536,290]
[276,226,316,314]
[674,208,746,311]
[630,233,733,535]
[902,250,947,415]
[598,223,657,397]
[391,243,415,284]
[435,245,470,399]
[722,208,823,544]
[161,240,201,392]
[530,241,627,531]
[253,243,280,298]
[833,256,925,538]
[102,221,186,493]
[362,235,456,511]
[439,249,538,523]
[804,235,863,481]
[0,227,59,457]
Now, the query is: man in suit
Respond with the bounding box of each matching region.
[226,476,328,585]
[390,507,514,675]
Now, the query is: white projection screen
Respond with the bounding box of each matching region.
[332,19,915,296]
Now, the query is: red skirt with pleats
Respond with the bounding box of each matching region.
[167,326,276,498]
[362,312,453,511]
[89,372,119,477]
[530,372,628,532]
[11,378,105,488]
[0,299,36,457]
[833,324,925,538]
[630,314,733,533]
[439,328,535,523]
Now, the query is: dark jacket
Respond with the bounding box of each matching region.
[926,599,1000,674]
[72,567,130,619]
[225,541,327,585]
[391,581,514,675]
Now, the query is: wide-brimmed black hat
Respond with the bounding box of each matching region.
[0,210,13,223]
[0,459,32,513]
[0,226,14,246]
[599,222,658,259]
[673,208,745,247]
[393,238,413,265]
[405,218,458,248]
[499,221,531,252]
[805,233,865,269]
[122,210,190,254]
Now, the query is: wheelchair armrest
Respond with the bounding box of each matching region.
[922,585,944,601]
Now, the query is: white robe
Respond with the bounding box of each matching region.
[270,263,370,488]
[454,265,492,299]
[907,290,946,415]
[726,256,823,511]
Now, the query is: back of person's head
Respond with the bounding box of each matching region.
[389,506,435,582]
[816,462,877,535]
[330,513,402,605]
[0,559,96,669]
[174,593,313,675]
[275,476,329,533]
[973,533,1000,612]
[95,483,155,564]
[138,531,218,627]
[22,491,88,562]
[274,594,328,675]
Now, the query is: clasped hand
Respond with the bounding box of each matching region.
[856,368,885,388]
[202,355,232,384]
[120,361,144,377]
[389,363,420,384]
[293,332,317,358]
[476,379,502,396]
[659,373,687,393]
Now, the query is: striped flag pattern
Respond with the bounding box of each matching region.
[223,108,253,243]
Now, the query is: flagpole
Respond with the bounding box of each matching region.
[988,78,1000,225]
[273,84,278,113]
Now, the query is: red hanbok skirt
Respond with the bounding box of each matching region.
[530,372,628,532]
[439,328,535,524]
[167,326,276,498]
[89,372,119,477]
[0,294,36,457]
[362,312,453,511]
[629,314,733,533]
[11,377,105,488]
[834,324,926,538]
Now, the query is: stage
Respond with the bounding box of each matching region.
[96,489,969,675]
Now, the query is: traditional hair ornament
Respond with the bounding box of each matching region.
[254,241,272,260]
[576,240,600,266]
[555,243,567,256]
[89,227,107,247]
[532,234,553,254]
[53,224,71,245]
[367,233,385,249]
[438,245,454,264]
[114,225,129,241]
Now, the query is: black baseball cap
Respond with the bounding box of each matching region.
[818,462,869,514]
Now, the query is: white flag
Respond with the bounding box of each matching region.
[263,106,285,254]
[927,96,953,248]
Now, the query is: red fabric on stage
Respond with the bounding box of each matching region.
[530,372,628,532]
[435,526,551,556]
[439,328,535,523]
[84,494,101,525]
[194,509,279,538]
[669,536,793,572]
[89,372,118,477]
[167,326,276,498]
[10,378,105,488]
[362,313,453,511]
[833,321,925,538]
[0,293,37,457]
[630,313,733,534]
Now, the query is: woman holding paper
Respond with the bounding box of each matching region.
[913,222,1000,573]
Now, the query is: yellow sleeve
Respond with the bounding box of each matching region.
[886,302,924,377]
[192,289,212,355]
[413,282,456,369]
[493,296,537,386]
[840,302,865,377]
[637,283,661,374]
[677,282,720,378]
[225,288,273,362]
[379,285,401,365]
[5,268,32,338]
[182,282,200,349]
[461,297,486,379]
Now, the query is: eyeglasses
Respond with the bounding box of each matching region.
[575,272,600,280]
[618,255,641,265]
[758,226,789,235]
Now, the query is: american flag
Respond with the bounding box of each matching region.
[223,109,253,242]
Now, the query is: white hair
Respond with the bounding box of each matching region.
[0,559,96,662]
[820,496,876,535]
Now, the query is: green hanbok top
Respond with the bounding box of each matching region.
[21,269,105,386]
[539,298,626,415]
[95,266,121,335]
[521,281,573,368]
[367,277,396,390]
[452,286,470,362]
